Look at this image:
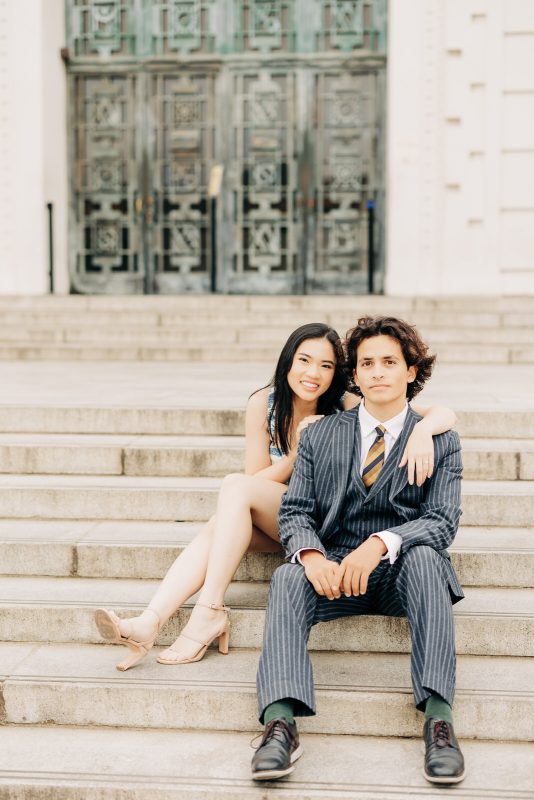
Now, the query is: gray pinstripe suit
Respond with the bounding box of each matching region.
[257,405,464,720]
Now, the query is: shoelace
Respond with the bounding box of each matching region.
[250,719,292,751]
[432,720,452,748]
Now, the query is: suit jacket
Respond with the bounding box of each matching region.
[278,405,464,599]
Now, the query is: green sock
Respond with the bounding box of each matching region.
[425,693,453,724]
[263,699,295,725]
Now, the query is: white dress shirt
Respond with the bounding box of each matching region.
[294,401,406,566]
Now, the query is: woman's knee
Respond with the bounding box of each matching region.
[219,472,251,502]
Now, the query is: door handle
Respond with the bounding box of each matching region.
[145,192,158,225]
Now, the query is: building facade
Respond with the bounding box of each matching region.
[0,0,533,296]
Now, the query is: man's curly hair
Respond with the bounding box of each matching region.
[345,316,436,401]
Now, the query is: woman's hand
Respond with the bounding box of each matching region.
[294,415,324,447]
[399,420,435,486]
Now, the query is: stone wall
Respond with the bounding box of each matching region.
[387,0,534,295]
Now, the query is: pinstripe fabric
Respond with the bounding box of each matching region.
[257,405,463,720]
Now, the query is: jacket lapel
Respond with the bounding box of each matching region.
[321,408,361,534]
[364,405,422,503]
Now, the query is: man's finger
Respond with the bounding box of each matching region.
[360,570,370,595]
[334,562,345,593]
[319,574,334,601]
[311,577,325,596]
[427,459,434,478]
[351,567,361,596]
[341,565,353,596]
[398,448,408,468]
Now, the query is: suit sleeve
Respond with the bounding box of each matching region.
[387,430,462,552]
[278,427,327,560]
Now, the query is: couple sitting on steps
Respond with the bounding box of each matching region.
[95,314,465,786]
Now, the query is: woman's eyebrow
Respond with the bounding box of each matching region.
[297,350,334,365]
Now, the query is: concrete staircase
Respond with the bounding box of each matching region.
[0,295,533,799]
[0,294,534,362]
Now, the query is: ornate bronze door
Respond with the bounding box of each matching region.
[66,1,386,294]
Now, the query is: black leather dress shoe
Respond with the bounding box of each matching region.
[423,718,465,784]
[251,718,303,780]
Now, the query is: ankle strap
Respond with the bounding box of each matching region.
[146,607,161,623]
[197,602,230,612]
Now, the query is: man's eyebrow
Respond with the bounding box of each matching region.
[298,350,335,365]
[358,354,398,361]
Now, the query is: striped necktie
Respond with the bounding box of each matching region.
[362,424,387,489]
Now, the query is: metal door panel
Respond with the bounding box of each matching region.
[66,0,387,295]
[69,72,144,294]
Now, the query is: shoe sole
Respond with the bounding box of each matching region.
[423,767,466,785]
[95,609,122,644]
[251,744,303,781]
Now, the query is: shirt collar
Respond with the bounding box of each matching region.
[358,401,409,441]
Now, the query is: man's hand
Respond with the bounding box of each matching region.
[300,550,341,600]
[337,537,387,597]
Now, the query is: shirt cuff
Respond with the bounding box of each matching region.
[370,531,402,565]
[292,547,324,565]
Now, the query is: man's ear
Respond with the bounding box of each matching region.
[352,368,359,388]
[407,365,417,384]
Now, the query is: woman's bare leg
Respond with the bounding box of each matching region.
[115,516,216,642]
[160,473,286,660]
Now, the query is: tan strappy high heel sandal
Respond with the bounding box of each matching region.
[95,607,160,671]
[156,602,230,665]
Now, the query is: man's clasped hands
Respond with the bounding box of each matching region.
[299,536,388,600]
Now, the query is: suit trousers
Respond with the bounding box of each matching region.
[256,544,457,721]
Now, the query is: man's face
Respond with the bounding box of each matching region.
[353,334,416,407]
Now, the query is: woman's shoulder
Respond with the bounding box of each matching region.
[246,387,271,416]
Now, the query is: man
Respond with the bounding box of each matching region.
[251,316,465,785]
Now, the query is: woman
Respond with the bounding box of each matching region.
[95,322,456,669]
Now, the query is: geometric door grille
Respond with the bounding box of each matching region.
[66,0,387,294]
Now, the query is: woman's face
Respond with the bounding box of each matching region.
[286,337,337,401]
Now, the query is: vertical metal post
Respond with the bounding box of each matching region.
[47,203,54,293]
[367,199,375,294]
[208,165,224,293]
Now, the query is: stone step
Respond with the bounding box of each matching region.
[2,293,534,310]
[0,521,532,587]
[0,405,531,438]
[0,433,531,480]
[1,323,534,346]
[1,576,533,656]
[0,342,532,363]
[0,726,532,800]
[0,475,531,525]
[2,642,533,741]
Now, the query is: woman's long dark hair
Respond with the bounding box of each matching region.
[265,323,349,456]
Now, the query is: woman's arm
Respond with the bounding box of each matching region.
[410,403,457,434]
[400,404,457,486]
[244,389,297,484]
